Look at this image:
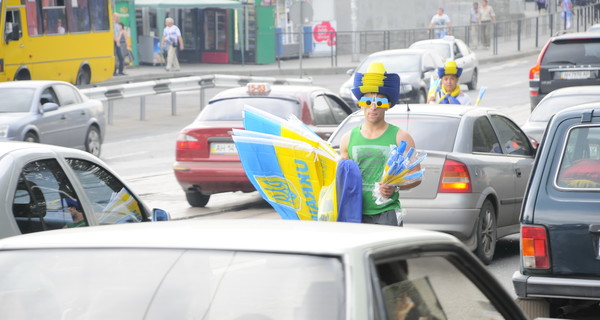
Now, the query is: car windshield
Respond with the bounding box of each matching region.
[542,39,600,65]
[198,97,301,121]
[411,43,451,60]
[329,114,459,152]
[530,94,600,122]
[357,54,421,73]
[0,89,35,113]
[0,248,345,319]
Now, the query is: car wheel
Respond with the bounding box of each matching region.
[186,191,210,207]
[515,298,550,319]
[475,199,497,265]
[24,131,39,143]
[76,68,91,86]
[85,126,102,157]
[467,69,478,90]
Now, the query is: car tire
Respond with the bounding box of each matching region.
[475,199,497,265]
[186,191,210,207]
[467,69,478,90]
[515,298,550,319]
[85,126,102,157]
[24,131,39,143]
[76,68,91,86]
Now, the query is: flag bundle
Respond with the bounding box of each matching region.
[375,141,427,204]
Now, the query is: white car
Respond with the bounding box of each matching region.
[0,80,105,156]
[0,142,169,239]
[409,36,479,90]
[0,219,531,320]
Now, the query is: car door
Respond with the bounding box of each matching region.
[35,86,72,146]
[53,83,89,148]
[488,114,535,224]
[369,245,528,320]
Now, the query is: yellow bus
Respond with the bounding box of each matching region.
[1,0,115,85]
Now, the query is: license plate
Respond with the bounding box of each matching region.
[210,143,237,155]
[559,70,591,80]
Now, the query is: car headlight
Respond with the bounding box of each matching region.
[400,84,413,94]
[0,125,8,138]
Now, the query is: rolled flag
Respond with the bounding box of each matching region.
[475,86,487,105]
[428,77,441,99]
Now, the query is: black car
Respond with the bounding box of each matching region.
[338,49,445,106]
[528,32,600,109]
[513,103,600,318]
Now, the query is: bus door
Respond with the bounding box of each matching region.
[3,6,25,80]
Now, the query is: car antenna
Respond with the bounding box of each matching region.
[405,102,410,112]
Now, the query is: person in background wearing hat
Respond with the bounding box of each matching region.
[62,198,87,228]
[427,60,472,105]
[339,62,421,227]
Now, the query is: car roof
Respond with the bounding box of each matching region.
[551,102,600,121]
[0,141,95,160]
[0,80,67,89]
[410,37,460,46]
[365,48,436,58]
[552,32,600,41]
[209,84,330,102]
[544,85,600,98]
[0,219,461,255]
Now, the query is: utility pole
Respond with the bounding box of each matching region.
[351,0,359,62]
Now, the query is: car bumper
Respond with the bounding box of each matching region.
[173,161,255,193]
[513,271,600,300]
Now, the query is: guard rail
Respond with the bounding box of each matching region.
[80,74,312,124]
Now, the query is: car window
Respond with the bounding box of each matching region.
[375,256,506,320]
[199,97,301,121]
[40,87,59,106]
[557,125,600,189]
[66,158,146,224]
[312,94,337,125]
[53,84,81,105]
[473,116,501,153]
[453,43,461,58]
[489,115,534,156]
[12,159,88,233]
[0,88,35,112]
[325,94,351,123]
[456,40,470,55]
[0,248,345,319]
[541,39,600,64]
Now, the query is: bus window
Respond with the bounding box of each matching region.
[26,0,43,36]
[42,1,67,35]
[66,0,90,32]
[4,9,22,41]
[89,0,109,31]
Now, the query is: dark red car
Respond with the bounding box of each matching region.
[174,83,353,207]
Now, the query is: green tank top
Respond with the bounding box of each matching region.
[347,124,400,215]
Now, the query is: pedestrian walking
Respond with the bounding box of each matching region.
[478,0,496,49]
[536,0,547,13]
[160,17,184,72]
[339,62,422,227]
[429,8,452,39]
[561,0,573,30]
[469,2,480,48]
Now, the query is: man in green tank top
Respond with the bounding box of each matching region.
[340,62,421,226]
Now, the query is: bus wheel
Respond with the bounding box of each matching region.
[15,71,31,81]
[76,69,91,85]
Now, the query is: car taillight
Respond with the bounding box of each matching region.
[438,159,471,193]
[529,65,540,81]
[176,134,200,149]
[521,225,550,269]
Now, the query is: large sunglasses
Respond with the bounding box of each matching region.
[358,96,390,109]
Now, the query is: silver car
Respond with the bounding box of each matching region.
[0,80,106,156]
[409,36,479,90]
[0,219,531,320]
[522,86,600,144]
[0,142,169,239]
[328,104,536,264]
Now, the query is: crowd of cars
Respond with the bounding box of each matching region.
[2,28,600,318]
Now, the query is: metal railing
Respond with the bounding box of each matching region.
[275,3,600,66]
[81,74,312,124]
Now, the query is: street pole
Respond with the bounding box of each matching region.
[351,0,359,62]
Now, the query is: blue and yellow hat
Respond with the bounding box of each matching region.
[351,62,400,108]
[437,60,463,78]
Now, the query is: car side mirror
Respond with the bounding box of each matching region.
[152,208,170,221]
[42,102,59,113]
